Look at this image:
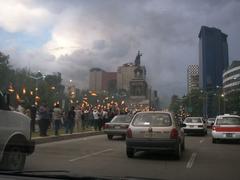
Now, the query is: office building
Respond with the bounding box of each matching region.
[223,61,240,95]
[187,65,199,93]
[199,26,229,90]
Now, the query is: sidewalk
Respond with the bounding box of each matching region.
[32,129,104,144]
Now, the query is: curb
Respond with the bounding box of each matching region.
[33,131,104,144]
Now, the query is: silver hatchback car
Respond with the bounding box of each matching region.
[126,111,185,159]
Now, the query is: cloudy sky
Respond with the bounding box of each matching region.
[0,0,240,103]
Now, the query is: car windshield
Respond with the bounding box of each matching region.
[111,115,131,123]
[208,118,215,122]
[132,113,172,127]
[216,117,240,125]
[185,117,202,123]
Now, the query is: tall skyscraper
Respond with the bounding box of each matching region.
[199,26,229,90]
[187,65,199,94]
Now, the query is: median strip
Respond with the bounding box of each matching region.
[69,148,113,162]
[186,152,197,169]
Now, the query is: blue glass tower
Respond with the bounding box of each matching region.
[199,26,229,90]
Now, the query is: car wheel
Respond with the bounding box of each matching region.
[1,146,26,171]
[174,142,182,160]
[212,138,217,144]
[107,134,113,140]
[126,147,134,158]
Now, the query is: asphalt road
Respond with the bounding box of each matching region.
[25,130,240,180]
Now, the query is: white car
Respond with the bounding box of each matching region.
[212,114,240,143]
[0,91,35,171]
[183,117,207,136]
[126,111,185,159]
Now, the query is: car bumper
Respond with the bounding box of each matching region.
[212,131,240,140]
[184,128,205,134]
[126,138,179,151]
[104,129,127,136]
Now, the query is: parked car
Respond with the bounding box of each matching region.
[212,114,240,143]
[126,111,185,159]
[104,115,132,140]
[0,91,35,171]
[207,118,215,128]
[183,117,207,136]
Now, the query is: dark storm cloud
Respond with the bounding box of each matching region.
[8,0,240,105]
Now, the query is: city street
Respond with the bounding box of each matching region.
[25,131,240,180]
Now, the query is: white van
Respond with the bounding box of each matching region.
[0,91,34,171]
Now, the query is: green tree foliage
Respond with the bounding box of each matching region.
[169,95,181,114]
[225,91,240,115]
[0,51,65,109]
[182,90,203,117]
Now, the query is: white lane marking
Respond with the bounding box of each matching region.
[186,152,197,169]
[69,148,113,162]
[200,139,204,143]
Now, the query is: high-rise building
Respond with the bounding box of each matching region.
[89,68,103,92]
[89,68,117,92]
[223,61,240,95]
[199,26,229,90]
[187,65,199,93]
[117,63,136,91]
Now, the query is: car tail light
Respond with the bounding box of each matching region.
[170,128,178,139]
[212,125,216,131]
[127,128,132,138]
[104,124,110,129]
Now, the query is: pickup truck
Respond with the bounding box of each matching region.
[0,91,35,171]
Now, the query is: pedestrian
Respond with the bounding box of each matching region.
[82,109,89,130]
[30,105,37,132]
[74,105,82,132]
[38,104,50,136]
[17,102,25,114]
[52,104,62,136]
[93,109,99,131]
[88,108,94,129]
[102,108,108,126]
[65,106,76,134]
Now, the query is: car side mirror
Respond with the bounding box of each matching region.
[211,122,214,126]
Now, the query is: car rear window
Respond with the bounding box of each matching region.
[132,113,172,127]
[111,115,131,123]
[185,117,202,123]
[216,117,240,125]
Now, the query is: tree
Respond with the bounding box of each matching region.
[182,90,203,117]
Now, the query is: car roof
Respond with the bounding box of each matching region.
[216,114,240,118]
[135,111,172,115]
[185,117,203,118]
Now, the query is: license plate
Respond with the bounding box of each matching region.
[226,133,233,137]
[114,126,120,129]
[190,125,194,128]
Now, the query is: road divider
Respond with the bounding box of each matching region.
[69,148,113,162]
[186,152,197,169]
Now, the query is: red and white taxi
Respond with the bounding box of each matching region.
[212,114,240,143]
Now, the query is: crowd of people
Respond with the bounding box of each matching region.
[16,102,129,137]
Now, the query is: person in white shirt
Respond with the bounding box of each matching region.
[52,104,62,136]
